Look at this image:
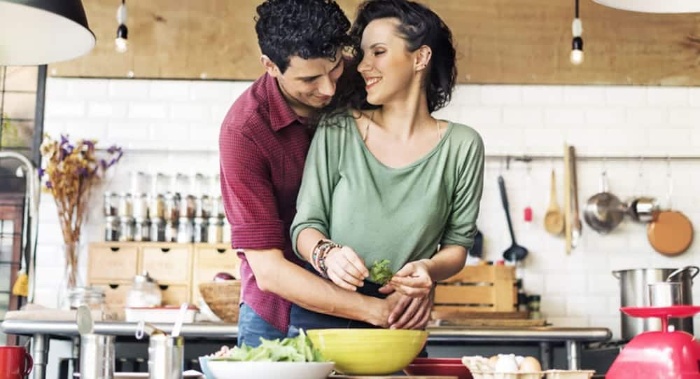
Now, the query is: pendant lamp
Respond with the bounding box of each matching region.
[593,0,700,13]
[0,0,96,66]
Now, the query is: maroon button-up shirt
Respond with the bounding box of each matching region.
[219,73,310,332]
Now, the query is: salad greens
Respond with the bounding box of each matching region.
[369,259,393,285]
[210,329,326,362]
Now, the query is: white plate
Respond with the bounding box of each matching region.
[207,361,334,379]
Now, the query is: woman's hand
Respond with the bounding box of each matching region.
[324,246,369,291]
[387,259,434,298]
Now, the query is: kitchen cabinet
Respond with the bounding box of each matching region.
[87,242,240,310]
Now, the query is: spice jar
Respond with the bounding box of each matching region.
[148,193,165,219]
[126,272,162,308]
[132,193,149,219]
[164,221,178,242]
[163,193,180,222]
[68,286,105,311]
[193,195,211,219]
[104,216,119,242]
[150,218,165,242]
[180,194,195,219]
[134,218,150,242]
[103,192,118,217]
[176,217,193,243]
[193,217,207,243]
[118,217,135,242]
[210,195,225,219]
[117,193,133,218]
[207,217,224,244]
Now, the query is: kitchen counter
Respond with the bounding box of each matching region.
[1,319,611,379]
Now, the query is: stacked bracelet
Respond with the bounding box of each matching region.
[311,239,341,278]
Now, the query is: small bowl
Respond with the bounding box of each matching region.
[307,328,427,375]
[404,357,473,379]
[206,361,334,379]
[198,356,214,379]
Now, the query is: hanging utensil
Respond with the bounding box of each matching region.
[569,146,582,247]
[171,303,189,338]
[647,160,693,256]
[563,144,572,253]
[583,170,626,234]
[544,169,564,235]
[498,175,528,262]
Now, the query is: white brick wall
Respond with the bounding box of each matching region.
[36,78,700,340]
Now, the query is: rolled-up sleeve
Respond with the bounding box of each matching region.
[220,122,285,250]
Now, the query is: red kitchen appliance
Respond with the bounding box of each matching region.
[607,305,700,379]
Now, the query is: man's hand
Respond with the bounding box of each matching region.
[324,246,369,291]
[381,286,434,330]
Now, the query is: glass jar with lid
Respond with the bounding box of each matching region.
[125,272,162,308]
[68,286,105,312]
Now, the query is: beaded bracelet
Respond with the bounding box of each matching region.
[311,239,341,278]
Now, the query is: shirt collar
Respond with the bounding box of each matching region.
[263,73,309,132]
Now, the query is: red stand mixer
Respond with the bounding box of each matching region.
[607,305,700,379]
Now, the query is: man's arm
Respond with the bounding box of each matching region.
[245,247,397,327]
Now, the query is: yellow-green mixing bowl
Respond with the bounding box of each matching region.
[306,328,428,375]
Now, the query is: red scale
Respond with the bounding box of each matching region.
[607,305,700,379]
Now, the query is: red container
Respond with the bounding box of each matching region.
[404,357,473,379]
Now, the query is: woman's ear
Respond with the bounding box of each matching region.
[415,45,432,71]
[260,55,281,77]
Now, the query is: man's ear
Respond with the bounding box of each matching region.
[414,45,432,71]
[261,55,280,77]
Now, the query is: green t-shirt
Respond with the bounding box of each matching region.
[291,112,484,274]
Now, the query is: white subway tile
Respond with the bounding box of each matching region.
[605,87,648,106]
[190,81,237,101]
[669,108,700,126]
[149,81,190,100]
[647,87,688,106]
[481,86,522,105]
[521,86,564,105]
[108,79,151,99]
[169,103,210,121]
[585,108,626,125]
[563,86,607,106]
[544,108,585,125]
[127,102,168,119]
[67,79,109,99]
[87,101,128,118]
[625,108,667,126]
[460,107,502,125]
[503,107,543,125]
[45,100,86,118]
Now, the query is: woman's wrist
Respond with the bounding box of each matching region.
[311,239,342,278]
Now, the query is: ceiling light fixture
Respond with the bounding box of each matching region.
[593,0,700,13]
[115,0,128,53]
[0,0,95,65]
[570,0,584,65]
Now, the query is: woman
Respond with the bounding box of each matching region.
[290,0,484,331]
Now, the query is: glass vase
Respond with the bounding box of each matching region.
[59,240,84,309]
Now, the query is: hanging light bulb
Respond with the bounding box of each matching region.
[115,0,128,53]
[570,19,583,65]
[570,0,583,65]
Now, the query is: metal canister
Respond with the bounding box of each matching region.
[103,192,118,217]
[104,216,119,242]
[132,193,149,219]
[117,193,132,218]
[176,217,193,243]
[148,334,183,379]
[193,217,207,243]
[118,217,135,242]
[134,218,150,242]
[207,217,224,244]
[148,193,165,219]
[80,334,115,379]
[163,193,180,222]
[150,218,165,242]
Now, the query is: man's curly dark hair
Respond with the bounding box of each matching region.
[328,0,457,114]
[255,0,352,73]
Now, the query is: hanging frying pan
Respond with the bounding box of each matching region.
[647,163,693,256]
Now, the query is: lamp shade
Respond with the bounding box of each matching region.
[593,0,700,13]
[0,0,96,66]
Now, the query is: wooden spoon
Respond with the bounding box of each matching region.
[544,169,564,235]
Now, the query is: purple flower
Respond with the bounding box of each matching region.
[38,168,44,178]
[45,181,52,189]
[76,167,89,177]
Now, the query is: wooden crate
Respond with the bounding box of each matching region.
[433,265,516,317]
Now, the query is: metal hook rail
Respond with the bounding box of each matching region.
[485,153,700,168]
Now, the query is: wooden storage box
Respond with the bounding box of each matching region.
[191,244,241,302]
[433,265,516,316]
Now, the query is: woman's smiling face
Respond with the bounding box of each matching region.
[357,18,418,106]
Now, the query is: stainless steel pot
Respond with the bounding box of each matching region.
[612,266,699,340]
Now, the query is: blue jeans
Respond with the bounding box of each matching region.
[237,303,286,347]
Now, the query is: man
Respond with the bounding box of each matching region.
[219,0,428,347]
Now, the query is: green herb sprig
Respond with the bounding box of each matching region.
[369,259,393,285]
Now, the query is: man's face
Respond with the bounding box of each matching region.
[265,50,344,117]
